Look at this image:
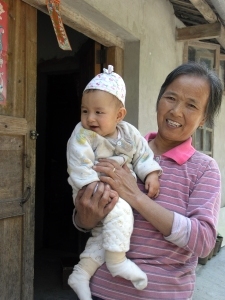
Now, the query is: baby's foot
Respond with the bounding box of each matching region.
[106,258,148,290]
[68,265,92,300]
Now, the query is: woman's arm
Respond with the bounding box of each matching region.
[74,181,119,230]
[93,159,174,237]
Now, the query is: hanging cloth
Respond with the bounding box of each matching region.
[46,0,72,50]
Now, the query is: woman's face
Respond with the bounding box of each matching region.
[157,75,210,145]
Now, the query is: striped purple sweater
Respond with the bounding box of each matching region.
[90,133,221,300]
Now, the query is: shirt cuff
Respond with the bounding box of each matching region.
[164,212,191,247]
[72,208,91,233]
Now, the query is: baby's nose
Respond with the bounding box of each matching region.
[87,113,95,122]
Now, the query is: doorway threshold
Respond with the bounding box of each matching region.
[34,248,78,300]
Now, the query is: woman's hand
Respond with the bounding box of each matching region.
[93,159,142,209]
[75,181,118,230]
[93,159,174,236]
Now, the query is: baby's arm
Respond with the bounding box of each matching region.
[145,171,160,198]
[129,124,162,183]
[67,123,99,191]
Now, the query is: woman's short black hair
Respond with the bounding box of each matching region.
[156,62,223,126]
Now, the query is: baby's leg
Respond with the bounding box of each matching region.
[68,226,104,300]
[105,251,147,290]
[68,257,100,300]
[103,198,148,290]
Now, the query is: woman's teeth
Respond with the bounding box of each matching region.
[167,119,181,127]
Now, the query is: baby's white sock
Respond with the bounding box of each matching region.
[105,251,148,290]
[68,265,92,300]
[68,258,99,300]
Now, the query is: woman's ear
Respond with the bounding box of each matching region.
[199,116,206,128]
[117,107,127,122]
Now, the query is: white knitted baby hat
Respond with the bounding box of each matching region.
[83,65,126,106]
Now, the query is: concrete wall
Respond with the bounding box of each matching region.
[80,0,184,133]
[80,0,225,209]
[214,99,225,207]
[64,0,224,209]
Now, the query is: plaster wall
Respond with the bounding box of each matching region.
[73,0,224,208]
[79,0,184,134]
[213,97,225,207]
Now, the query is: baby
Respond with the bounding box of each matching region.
[67,65,162,300]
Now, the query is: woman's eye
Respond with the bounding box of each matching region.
[167,96,175,101]
[188,103,197,109]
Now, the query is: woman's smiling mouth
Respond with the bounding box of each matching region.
[166,119,182,128]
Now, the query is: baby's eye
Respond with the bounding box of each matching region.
[96,111,103,114]
[81,109,88,113]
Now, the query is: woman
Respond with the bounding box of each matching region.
[73,62,223,299]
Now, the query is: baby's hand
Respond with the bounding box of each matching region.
[145,171,160,198]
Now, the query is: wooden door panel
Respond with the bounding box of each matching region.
[0,216,23,299]
[22,4,37,299]
[0,115,28,135]
[0,1,36,299]
[0,135,24,199]
[0,200,23,220]
[0,0,26,118]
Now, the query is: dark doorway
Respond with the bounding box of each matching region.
[39,71,80,252]
[34,11,100,298]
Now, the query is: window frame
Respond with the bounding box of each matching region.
[183,41,220,156]
[192,125,214,157]
[219,54,225,95]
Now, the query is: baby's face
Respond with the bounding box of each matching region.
[81,90,121,139]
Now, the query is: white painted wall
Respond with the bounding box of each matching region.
[78,0,225,209]
[80,0,183,133]
[214,98,225,207]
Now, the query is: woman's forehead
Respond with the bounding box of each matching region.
[166,75,210,93]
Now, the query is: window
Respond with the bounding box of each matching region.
[183,41,220,72]
[219,54,225,93]
[183,41,220,156]
[192,123,213,157]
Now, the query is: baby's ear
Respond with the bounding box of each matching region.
[117,107,127,122]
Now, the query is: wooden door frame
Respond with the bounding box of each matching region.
[22,3,37,299]
[22,0,124,47]
[0,1,37,299]
[22,1,124,296]
[22,1,124,73]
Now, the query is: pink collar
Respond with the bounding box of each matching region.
[145,132,195,165]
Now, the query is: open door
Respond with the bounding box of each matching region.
[35,38,103,259]
[34,11,124,295]
[36,39,124,255]
[0,1,124,297]
[0,1,36,299]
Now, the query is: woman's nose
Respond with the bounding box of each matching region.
[171,102,183,116]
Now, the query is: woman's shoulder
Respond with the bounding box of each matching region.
[192,150,215,161]
[191,150,219,170]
